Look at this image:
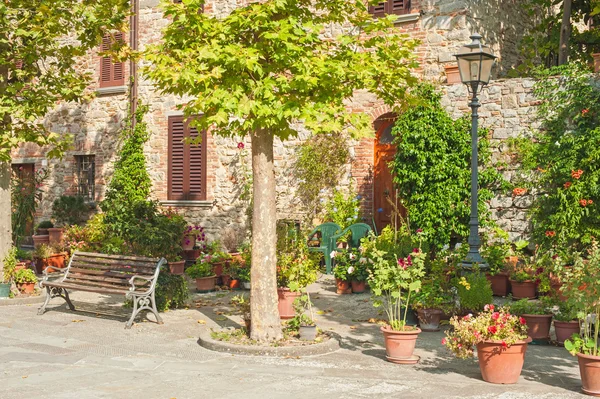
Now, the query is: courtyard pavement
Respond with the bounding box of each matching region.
[0,275,587,399]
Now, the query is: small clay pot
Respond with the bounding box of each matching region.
[486,272,509,297]
[47,228,64,244]
[17,282,35,294]
[381,325,421,364]
[336,278,351,294]
[168,260,185,275]
[577,353,600,396]
[509,280,537,300]
[522,314,553,341]
[554,320,580,345]
[350,280,367,293]
[195,276,216,293]
[277,288,301,319]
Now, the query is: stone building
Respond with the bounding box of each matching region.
[11,0,539,241]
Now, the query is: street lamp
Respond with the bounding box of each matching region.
[454,33,496,270]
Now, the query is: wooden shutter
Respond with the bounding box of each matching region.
[99,33,125,88]
[369,0,410,17]
[168,116,207,201]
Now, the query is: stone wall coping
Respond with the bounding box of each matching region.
[11,158,38,164]
[96,86,127,96]
[160,200,213,208]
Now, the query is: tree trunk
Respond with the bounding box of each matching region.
[0,162,11,274]
[559,0,572,65]
[249,128,283,342]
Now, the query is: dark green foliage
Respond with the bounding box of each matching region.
[155,272,189,312]
[390,84,506,250]
[52,195,88,226]
[514,64,600,249]
[455,272,493,312]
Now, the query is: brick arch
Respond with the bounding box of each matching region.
[369,105,394,123]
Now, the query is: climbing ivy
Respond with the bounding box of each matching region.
[389,84,506,250]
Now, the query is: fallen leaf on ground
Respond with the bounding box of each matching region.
[215,311,224,315]
[71,319,85,323]
[22,376,27,379]
[350,326,357,330]
[197,320,206,324]
[215,316,227,321]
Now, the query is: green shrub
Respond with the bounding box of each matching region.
[390,83,507,250]
[52,195,88,226]
[155,272,189,312]
[323,189,361,230]
[455,272,493,312]
[185,259,215,279]
[14,269,37,284]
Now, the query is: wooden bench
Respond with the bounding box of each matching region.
[38,251,166,329]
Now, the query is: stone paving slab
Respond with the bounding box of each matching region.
[0,275,588,399]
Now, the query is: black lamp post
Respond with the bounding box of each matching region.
[454,33,496,270]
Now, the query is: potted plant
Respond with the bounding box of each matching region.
[443,304,531,384]
[277,240,319,320]
[362,226,426,364]
[236,261,251,290]
[231,294,251,333]
[552,300,580,345]
[287,293,318,341]
[185,258,216,292]
[236,243,251,289]
[203,241,230,281]
[13,269,38,294]
[563,245,600,396]
[1,247,18,298]
[508,298,553,342]
[15,248,32,271]
[347,248,369,293]
[50,195,89,243]
[182,224,204,251]
[33,220,52,248]
[412,278,453,332]
[33,244,67,274]
[332,248,354,294]
[455,270,493,314]
[481,228,511,296]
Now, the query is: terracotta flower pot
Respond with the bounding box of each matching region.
[17,282,35,294]
[47,227,64,245]
[336,278,351,294]
[15,262,27,272]
[417,308,443,332]
[212,262,224,277]
[444,64,461,84]
[351,280,367,293]
[184,249,201,261]
[522,314,553,341]
[381,325,421,364]
[195,276,216,293]
[554,320,580,345]
[505,256,519,269]
[168,260,185,275]
[476,337,532,384]
[32,234,49,248]
[509,280,537,299]
[181,235,196,251]
[36,228,49,236]
[486,272,509,297]
[277,288,301,319]
[577,353,600,396]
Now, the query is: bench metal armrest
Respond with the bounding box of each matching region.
[126,258,165,297]
[39,267,68,287]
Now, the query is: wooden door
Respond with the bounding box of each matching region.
[11,163,35,244]
[373,114,402,233]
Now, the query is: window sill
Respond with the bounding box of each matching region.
[160,200,214,208]
[393,13,420,25]
[96,86,127,96]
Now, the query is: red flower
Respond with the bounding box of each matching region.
[580,199,589,207]
[237,142,245,149]
[491,312,500,321]
[512,187,527,196]
[487,325,497,334]
[489,304,495,311]
[519,317,526,325]
[501,341,508,348]
[441,338,447,345]
[564,182,572,189]
[589,199,594,205]
[545,230,556,237]
[571,170,584,179]
[582,109,589,116]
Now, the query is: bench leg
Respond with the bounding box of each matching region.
[150,291,163,325]
[126,294,139,329]
[38,287,75,315]
[126,293,163,329]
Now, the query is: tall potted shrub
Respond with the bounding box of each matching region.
[564,245,600,396]
[443,305,531,384]
[363,226,426,364]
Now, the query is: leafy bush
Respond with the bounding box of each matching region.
[390,83,506,250]
[323,189,361,230]
[12,168,48,245]
[185,259,215,279]
[13,269,37,284]
[514,63,600,250]
[455,272,493,312]
[52,195,88,226]
[155,272,189,312]
[2,247,18,283]
[277,241,319,291]
[481,228,511,275]
[508,298,549,315]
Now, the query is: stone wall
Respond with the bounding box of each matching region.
[11,0,539,244]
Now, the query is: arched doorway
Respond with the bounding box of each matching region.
[373,113,402,233]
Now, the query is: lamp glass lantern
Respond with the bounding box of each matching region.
[455,34,496,90]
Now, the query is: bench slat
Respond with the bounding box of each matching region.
[72,257,158,269]
[43,281,133,295]
[69,261,157,275]
[75,251,160,263]
[68,267,150,279]
[62,277,149,291]
[66,273,147,286]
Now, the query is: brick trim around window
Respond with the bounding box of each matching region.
[168,116,208,201]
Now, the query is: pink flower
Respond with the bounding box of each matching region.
[519,317,527,325]
[441,338,447,345]
[491,312,500,321]
[488,304,495,311]
[237,142,245,149]
[487,325,497,334]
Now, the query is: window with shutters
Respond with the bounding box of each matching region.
[168,116,207,201]
[75,155,95,201]
[369,0,411,17]
[99,33,125,88]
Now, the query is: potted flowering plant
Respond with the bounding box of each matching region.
[348,252,369,293]
[551,299,580,345]
[481,228,511,296]
[563,243,600,396]
[443,304,531,384]
[412,278,453,332]
[182,224,204,251]
[13,269,38,294]
[508,298,553,342]
[362,226,426,364]
[185,258,216,292]
[287,293,318,341]
[332,247,358,294]
[1,247,18,298]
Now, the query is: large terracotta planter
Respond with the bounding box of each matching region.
[486,272,509,297]
[445,64,461,84]
[277,288,301,319]
[35,253,67,274]
[32,234,49,248]
[184,249,201,261]
[336,278,351,294]
[510,280,537,299]
[195,276,216,293]
[380,325,421,364]
[47,227,64,244]
[351,280,367,293]
[476,337,532,384]
[578,353,600,396]
[181,235,196,251]
[417,308,443,332]
[168,260,185,275]
[522,314,553,341]
[17,282,35,294]
[554,320,580,345]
